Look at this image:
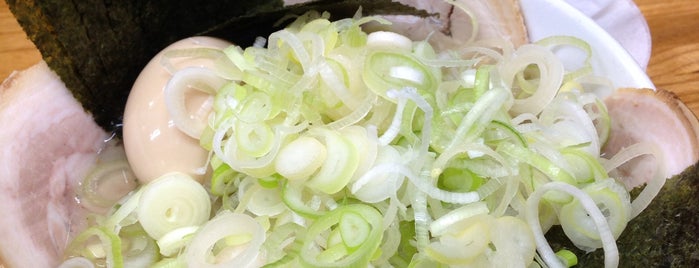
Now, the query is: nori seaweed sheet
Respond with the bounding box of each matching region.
[546,162,699,267]
[5,0,426,133]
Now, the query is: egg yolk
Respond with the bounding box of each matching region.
[123,36,232,184]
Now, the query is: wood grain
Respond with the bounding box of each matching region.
[0,1,41,80]
[0,0,697,117]
[636,0,699,115]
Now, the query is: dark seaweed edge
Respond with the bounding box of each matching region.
[546,162,699,267]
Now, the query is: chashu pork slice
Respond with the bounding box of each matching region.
[0,62,109,267]
[379,0,528,50]
[603,88,699,188]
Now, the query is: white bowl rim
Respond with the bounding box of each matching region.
[520,0,655,90]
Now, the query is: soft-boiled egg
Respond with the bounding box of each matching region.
[123,36,232,184]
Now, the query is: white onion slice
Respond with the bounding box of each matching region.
[185,211,265,268]
[164,67,228,139]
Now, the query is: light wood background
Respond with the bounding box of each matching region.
[1,0,697,116]
[0,1,41,79]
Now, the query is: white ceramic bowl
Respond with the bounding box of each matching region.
[520,0,655,89]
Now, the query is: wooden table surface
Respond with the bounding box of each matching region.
[1,0,698,116]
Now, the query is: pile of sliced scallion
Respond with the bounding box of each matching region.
[60,8,666,268]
